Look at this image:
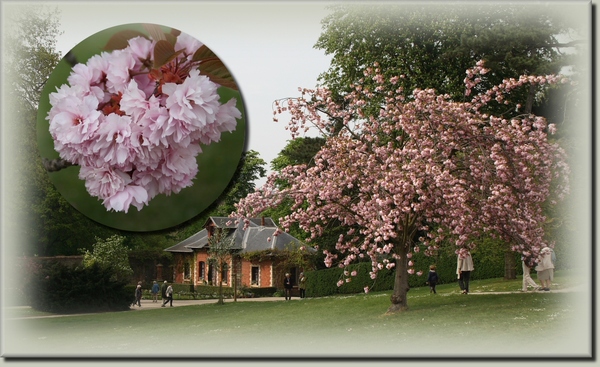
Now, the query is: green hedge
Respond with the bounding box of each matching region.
[305,242,516,298]
[30,263,132,313]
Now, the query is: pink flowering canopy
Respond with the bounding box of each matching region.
[37,24,246,231]
[234,61,570,312]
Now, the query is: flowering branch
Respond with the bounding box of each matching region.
[45,25,242,213]
[234,61,571,311]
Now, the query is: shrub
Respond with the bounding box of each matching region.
[305,246,510,297]
[81,235,133,282]
[30,263,132,313]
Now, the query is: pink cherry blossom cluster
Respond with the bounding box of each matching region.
[233,61,570,294]
[47,33,240,213]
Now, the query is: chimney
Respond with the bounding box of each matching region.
[261,216,265,226]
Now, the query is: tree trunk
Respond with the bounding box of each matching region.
[525,84,536,114]
[217,261,224,305]
[387,250,410,314]
[504,250,517,280]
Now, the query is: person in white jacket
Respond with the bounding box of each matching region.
[535,247,555,291]
[521,255,541,292]
[456,251,474,294]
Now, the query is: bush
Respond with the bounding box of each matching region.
[305,245,511,298]
[30,263,132,313]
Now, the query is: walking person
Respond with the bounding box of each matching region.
[134,284,142,307]
[151,281,160,302]
[283,273,293,300]
[161,282,174,307]
[161,280,168,301]
[521,255,540,292]
[536,246,555,291]
[457,250,474,294]
[426,265,439,294]
[298,272,306,299]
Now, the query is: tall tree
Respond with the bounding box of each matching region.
[314,3,581,278]
[214,150,267,217]
[2,5,103,256]
[270,137,325,173]
[207,228,236,305]
[235,63,571,313]
[315,3,581,119]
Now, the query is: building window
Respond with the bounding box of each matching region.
[208,263,214,285]
[221,263,229,285]
[251,266,259,286]
[184,263,191,279]
[199,261,205,280]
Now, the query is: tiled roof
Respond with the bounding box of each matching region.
[163,217,307,254]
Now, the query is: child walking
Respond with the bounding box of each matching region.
[426,265,439,294]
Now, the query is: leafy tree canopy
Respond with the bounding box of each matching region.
[315,3,581,118]
[81,235,133,282]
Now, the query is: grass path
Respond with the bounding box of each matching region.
[2,270,591,358]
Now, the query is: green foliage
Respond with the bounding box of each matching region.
[316,3,577,117]
[3,5,124,256]
[4,4,63,111]
[81,235,133,282]
[305,245,512,297]
[270,137,326,172]
[29,263,131,313]
[211,150,267,217]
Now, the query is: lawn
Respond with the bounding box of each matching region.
[2,270,591,358]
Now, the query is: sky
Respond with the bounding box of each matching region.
[52,1,334,187]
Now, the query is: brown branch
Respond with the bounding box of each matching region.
[43,157,75,172]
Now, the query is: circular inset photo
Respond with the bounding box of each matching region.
[37,23,246,232]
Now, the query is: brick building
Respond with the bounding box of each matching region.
[164,217,311,290]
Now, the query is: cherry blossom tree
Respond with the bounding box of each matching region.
[234,61,570,313]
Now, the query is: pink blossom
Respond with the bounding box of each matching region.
[127,36,155,68]
[163,69,220,127]
[46,30,241,213]
[232,61,570,310]
[79,164,132,199]
[175,32,203,59]
[102,185,148,213]
[105,49,136,94]
[120,80,160,122]
[94,114,134,167]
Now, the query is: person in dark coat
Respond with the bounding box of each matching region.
[133,284,142,307]
[161,280,168,301]
[426,265,439,294]
[283,273,293,301]
[161,283,173,307]
[298,272,306,299]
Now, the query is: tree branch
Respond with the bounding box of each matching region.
[43,157,75,172]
